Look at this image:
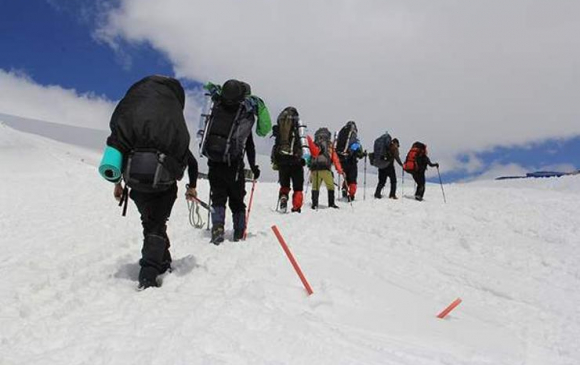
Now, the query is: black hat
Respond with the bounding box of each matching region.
[221,79,244,104]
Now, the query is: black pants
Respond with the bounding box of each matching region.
[412,171,426,199]
[279,164,304,192]
[130,184,177,275]
[209,163,246,228]
[341,160,358,184]
[377,164,397,197]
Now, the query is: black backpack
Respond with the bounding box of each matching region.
[310,127,333,170]
[108,75,190,192]
[201,98,256,165]
[123,149,184,193]
[371,133,392,169]
[273,107,301,159]
[336,121,358,158]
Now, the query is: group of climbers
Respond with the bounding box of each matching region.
[271,112,440,211]
[99,75,439,289]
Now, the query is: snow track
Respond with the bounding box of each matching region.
[1,124,579,364]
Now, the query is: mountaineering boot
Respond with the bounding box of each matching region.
[291,191,303,213]
[138,234,166,289]
[211,224,225,245]
[279,194,288,213]
[210,206,226,244]
[137,267,160,290]
[389,195,398,200]
[374,186,383,199]
[348,183,357,201]
[328,190,339,209]
[160,249,172,274]
[311,190,319,210]
[138,265,160,290]
[232,211,246,242]
[341,185,348,199]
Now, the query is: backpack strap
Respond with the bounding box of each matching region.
[224,104,245,166]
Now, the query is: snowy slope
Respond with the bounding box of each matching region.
[1,124,579,365]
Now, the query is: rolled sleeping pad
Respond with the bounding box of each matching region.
[98,146,123,183]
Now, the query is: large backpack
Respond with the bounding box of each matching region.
[336,121,358,158]
[201,97,256,165]
[371,133,392,169]
[310,127,333,170]
[403,141,427,173]
[108,75,190,192]
[273,107,302,159]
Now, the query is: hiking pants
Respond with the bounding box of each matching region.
[209,162,246,228]
[279,164,304,192]
[279,164,305,210]
[377,164,397,198]
[130,184,177,276]
[340,160,358,198]
[310,169,335,191]
[412,171,426,199]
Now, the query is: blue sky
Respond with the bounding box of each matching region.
[0,0,579,182]
[0,0,173,100]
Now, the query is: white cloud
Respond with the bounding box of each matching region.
[0,69,115,130]
[96,0,580,166]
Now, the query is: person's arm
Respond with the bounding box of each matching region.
[332,149,344,175]
[114,182,124,201]
[186,150,199,188]
[306,135,320,157]
[185,150,199,200]
[246,133,256,169]
[394,149,404,167]
[425,156,439,168]
[245,134,260,179]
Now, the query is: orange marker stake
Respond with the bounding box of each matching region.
[271,225,313,295]
[437,298,462,319]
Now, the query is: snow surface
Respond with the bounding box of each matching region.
[1,123,579,365]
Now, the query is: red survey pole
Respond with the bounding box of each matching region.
[243,180,257,240]
[437,298,462,319]
[271,225,313,296]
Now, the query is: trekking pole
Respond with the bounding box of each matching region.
[315,171,319,211]
[437,166,447,204]
[363,154,367,201]
[207,189,212,231]
[337,170,342,199]
[401,166,404,199]
[243,180,257,240]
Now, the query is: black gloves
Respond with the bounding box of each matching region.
[251,165,261,180]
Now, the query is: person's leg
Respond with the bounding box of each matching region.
[209,165,228,244]
[412,172,425,200]
[416,171,426,200]
[321,170,338,208]
[386,164,398,198]
[278,165,291,210]
[311,170,321,209]
[340,159,349,198]
[375,168,387,198]
[346,163,358,200]
[291,164,304,212]
[228,164,247,241]
[130,184,177,288]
